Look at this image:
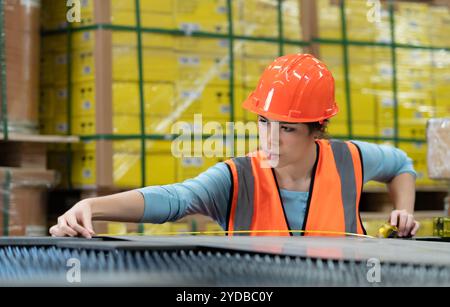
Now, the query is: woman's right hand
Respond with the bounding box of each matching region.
[49,200,96,239]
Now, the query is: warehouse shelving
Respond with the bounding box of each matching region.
[37,0,448,189]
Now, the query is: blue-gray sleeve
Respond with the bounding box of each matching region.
[136,162,232,229]
[352,140,417,183]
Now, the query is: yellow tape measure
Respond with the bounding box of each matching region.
[97,229,376,239]
[377,223,399,238]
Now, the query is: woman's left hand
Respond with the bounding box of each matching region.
[389,209,420,237]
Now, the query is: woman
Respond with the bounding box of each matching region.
[50,54,420,238]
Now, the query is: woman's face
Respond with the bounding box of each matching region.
[258,115,317,167]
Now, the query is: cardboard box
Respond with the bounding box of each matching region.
[0,0,41,134]
[0,142,47,169]
[0,167,58,236]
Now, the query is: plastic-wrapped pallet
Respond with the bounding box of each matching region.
[427,118,450,180]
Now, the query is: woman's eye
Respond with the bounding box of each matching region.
[281,126,295,132]
[258,118,268,124]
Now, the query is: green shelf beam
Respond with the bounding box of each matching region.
[313,38,450,52]
[277,0,285,56]
[135,0,147,189]
[41,23,310,46]
[389,0,400,148]
[340,0,354,138]
[77,133,424,144]
[66,23,74,189]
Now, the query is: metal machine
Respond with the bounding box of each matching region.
[1,235,449,287]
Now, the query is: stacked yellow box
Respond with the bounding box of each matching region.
[319,1,450,188]
[41,0,303,189]
[430,6,450,47]
[345,0,391,43]
[318,0,342,39]
[395,2,432,46]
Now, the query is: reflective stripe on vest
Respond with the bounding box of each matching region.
[224,139,365,236]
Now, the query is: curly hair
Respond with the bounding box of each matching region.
[306,120,329,139]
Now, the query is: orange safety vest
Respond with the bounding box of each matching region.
[224,139,366,236]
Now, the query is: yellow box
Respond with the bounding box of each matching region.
[72,148,177,188]
[72,116,96,135]
[114,151,177,187]
[328,121,348,137]
[143,223,172,235]
[171,222,191,234]
[113,32,176,50]
[72,81,96,117]
[174,0,229,33]
[71,50,96,82]
[112,139,174,155]
[112,81,176,116]
[284,45,304,55]
[111,10,175,29]
[175,37,229,54]
[107,223,128,236]
[50,115,70,135]
[350,92,376,122]
[353,122,377,138]
[50,52,69,84]
[71,149,97,187]
[175,84,244,120]
[241,41,278,58]
[113,47,178,82]
[177,156,221,182]
[242,57,272,88]
[177,53,243,87]
[111,0,174,14]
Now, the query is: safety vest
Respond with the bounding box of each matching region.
[224,139,366,236]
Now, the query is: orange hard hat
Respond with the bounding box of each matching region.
[242,53,339,123]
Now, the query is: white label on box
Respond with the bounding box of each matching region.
[58,89,68,99]
[83,31,91,41]
[180,23,200,35]
[82,169,92,179]
[82,100,91,110]
[219,40,229,48]
[21,0,40,8]
[220,72,230,80]
[57,123,68,133]
[414,111,423,119]
[217,6,227,14]
[26,225,47,237]
[382,128,394,137]
[382,97,394,107]
[56,55,68,65]
[413,82,423,90]
[181,90,201,100]
[83,65,92,75]
[182,157,203,167]
[179,56,200,66]
[220,105,230,114]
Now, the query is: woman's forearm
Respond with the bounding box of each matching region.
[88,190,145,223]
[387,173,416,214]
